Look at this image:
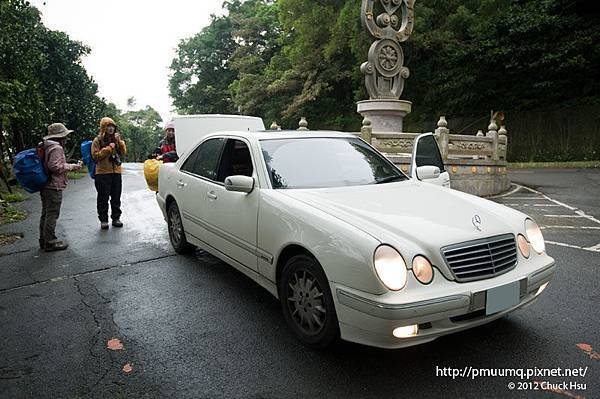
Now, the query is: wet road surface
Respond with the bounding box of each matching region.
[0,165,598,398]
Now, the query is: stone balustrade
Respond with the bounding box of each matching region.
[278,115,511,196]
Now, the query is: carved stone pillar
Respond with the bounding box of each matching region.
[434,116,449,162]
[498,125,508,160]
[361,117,373,144]
[356,0,415,133]
[487,121,499,161]
[298,117,309,131]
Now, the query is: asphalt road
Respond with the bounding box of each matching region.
[0,165,598,398]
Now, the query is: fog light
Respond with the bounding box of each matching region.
[517,234,530,258]
[412,255,434,284]
[536,282,549,296]
[393,324,419,338]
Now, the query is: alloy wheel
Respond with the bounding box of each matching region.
[286,269,327,336]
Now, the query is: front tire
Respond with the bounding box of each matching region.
[167,201,193,254]
[279,254,339,349]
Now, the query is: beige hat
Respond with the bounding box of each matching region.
[44,123,74,140]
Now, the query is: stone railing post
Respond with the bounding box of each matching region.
[498,125,507,159]
[298,117,308,131]
[270,121,281,130]
[361,117,373,144]
[487,120,499,161]
[434,116,449,162]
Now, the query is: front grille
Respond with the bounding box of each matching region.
[441,234,517,282]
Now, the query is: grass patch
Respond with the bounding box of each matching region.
[0,200,28,225]
[1,191,28,203]
[509,161,600,169]
[67,170,87,180]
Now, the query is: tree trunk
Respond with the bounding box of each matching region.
[0,164,11,194]
[0,123,4,161]
[0,118,13,194]
[13,129,25,154]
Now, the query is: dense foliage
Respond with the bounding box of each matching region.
[0,0,106,157]
[170,0,600,161]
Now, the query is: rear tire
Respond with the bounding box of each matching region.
[279,254,339,349]
[167,201,193,254]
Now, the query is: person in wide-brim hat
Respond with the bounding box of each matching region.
[39,122,82,252]
[43,122,74,141]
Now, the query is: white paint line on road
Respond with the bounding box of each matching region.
[543,214,585,218]
[519,185,600,225]
[546,241,600,253]
[502,204,560,207]
[584,243,600,251]
[500,197,546,200]
[541,225,600,230]
[485,184,522,199]
[519,185,577,210]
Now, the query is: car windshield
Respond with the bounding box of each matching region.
[260,137,408,189]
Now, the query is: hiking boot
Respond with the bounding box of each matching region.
[101,222,109,230]
[45,241,68,252]
[112,219,123,228]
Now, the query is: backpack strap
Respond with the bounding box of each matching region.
[38,142,50,177]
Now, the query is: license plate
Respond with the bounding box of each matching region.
[486,281,520,315]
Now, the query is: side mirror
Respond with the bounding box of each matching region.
[416,165,440,180]
[224,175,254,193]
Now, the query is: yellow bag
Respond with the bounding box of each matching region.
[143,159,162,192]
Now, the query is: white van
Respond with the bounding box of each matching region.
[173,114,265,158]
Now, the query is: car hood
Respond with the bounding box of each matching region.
[279,181,523,279]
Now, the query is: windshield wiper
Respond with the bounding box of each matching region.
[375,175,406,184]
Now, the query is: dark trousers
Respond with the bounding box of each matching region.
[94,173,122,222]
[39,188,63,245]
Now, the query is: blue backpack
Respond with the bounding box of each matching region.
[13,147,48,193]
[80,140,96,178]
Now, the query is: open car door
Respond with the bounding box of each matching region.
[410,133,451,188]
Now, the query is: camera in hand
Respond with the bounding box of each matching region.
[104,135,122,166]
[110,153,122,166]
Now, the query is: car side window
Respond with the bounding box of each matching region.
[415,135,445,172]
[180,146,200,173]
[181,138,225,180]
[216,139,254,183]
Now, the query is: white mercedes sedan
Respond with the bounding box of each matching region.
[156,130,555,349]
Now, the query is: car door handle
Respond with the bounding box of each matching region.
[176,180,187,188]
[207,192,217,200]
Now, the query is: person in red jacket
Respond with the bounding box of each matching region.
[153,121,178,163]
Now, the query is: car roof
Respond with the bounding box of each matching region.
[204,130,359,140]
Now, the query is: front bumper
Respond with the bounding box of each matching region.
[333,258,556,349]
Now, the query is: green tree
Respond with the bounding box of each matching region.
[119,106,163,162]
[0,0,47,152]
[0,0,106,159]
[169,14,238,114]
[39,29,106,149]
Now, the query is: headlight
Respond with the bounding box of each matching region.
[525,219,545,254]
[374,245,407,291]
[412,256,434,284]
[517,234,530,258]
